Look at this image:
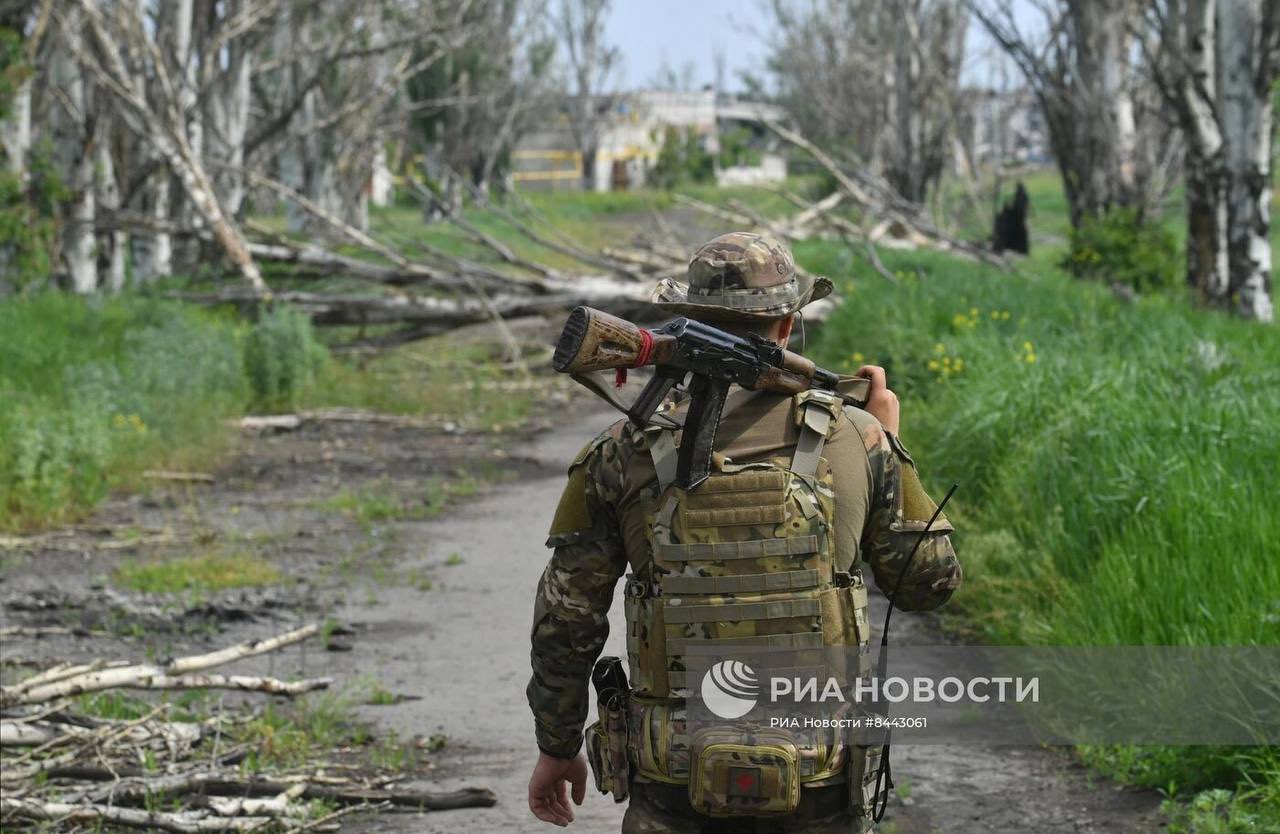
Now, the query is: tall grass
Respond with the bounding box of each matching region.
[0,294,248,530]
[803,243,1280,828]
[0,295,334,531]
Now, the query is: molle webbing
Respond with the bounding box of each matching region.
[667,631,824,652]
[691,470,786,494]
[660,569,820,595]
[667,665,827,690]
[657,536,820,563]
[663,598,821,624]
[684,505,785,528]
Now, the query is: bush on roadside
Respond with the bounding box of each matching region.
[243,305,327,411]
[1062,207,1180,293]
[0,296,334,530]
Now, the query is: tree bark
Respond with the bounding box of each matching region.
[1,74,30,178]
[51,6,97,293]
[1217,0,1274,321]
[96,138,127,291]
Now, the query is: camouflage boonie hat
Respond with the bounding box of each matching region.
[652,232,833,322]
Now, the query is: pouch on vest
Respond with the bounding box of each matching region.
[688,725,801,817]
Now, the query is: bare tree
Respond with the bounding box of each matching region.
[554,0,618,192]
[767,0,968,204]
[408,0,555,206]
[64,0,268,294]
[1145,0,1276,321]
[969,0,1177,227]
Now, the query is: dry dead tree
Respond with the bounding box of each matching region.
[765,120,1007,270]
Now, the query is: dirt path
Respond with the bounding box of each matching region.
[325,406,1164,834]
[0,403,1164,834]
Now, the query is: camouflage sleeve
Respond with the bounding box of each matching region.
[526,435,628,759]
[858,423,961,612]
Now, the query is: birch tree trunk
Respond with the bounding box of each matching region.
[203,0,253,216]
[51,7,97,293]
[1159,0,1274,319]
[1,75,30,179]
[1180,0,1231,302]
[1217,0,1274,322]
[96,138,127,291]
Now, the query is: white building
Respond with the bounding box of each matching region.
[513,90,789,192]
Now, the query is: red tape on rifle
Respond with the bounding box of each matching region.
[615,328,654,388]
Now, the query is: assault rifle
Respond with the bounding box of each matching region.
[552,306,867,489]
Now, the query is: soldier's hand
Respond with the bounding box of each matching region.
[856,364,900,435]
[528,751,588,826]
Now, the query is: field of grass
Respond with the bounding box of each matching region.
[802,186,1279,830]
[0,295,535,532]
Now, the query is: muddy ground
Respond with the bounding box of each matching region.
[0,388,1165,833]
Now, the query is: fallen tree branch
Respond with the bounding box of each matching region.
[1,798,275,833]
[1,625,321,707]
[142,470,215,484]
[765,120,1007,269]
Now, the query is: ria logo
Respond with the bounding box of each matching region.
[701,660,758,718]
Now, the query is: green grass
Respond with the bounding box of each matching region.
[315,476,478,530]
[0,294,248,531]
[804,184,1280,829]
[112,550,282,594]
[0,292,528,531]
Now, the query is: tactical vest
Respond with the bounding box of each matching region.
[619,389,879,817]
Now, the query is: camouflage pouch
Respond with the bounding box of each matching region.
[688,725,801,817]
[585,721,614,796]
[586,707,631,802]
[845,743,883,817]
[602,701,631,802]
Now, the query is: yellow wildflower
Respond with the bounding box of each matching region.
[927,359,941,371]
[852,352,865,363]
[1026,353,1037,364]
[934,343,946,355]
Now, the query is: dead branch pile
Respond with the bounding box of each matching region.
[163,122,1005,348]
[0,625,496,831]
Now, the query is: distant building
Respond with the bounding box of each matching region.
[513,90,789,191]
[959,87,1049,168]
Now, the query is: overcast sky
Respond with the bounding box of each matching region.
[603,1,1032,93]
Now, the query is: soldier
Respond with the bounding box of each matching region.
[527,232,961,833]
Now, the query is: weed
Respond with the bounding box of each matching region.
[316,477,478,530]
[112,550,280,594]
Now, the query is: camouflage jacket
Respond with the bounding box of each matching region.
[527,388,961,759]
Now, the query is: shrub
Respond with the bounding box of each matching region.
[649,126,714,189]
[0,295,249,529]
[243,305,327,411]
[1062,207,1180,293]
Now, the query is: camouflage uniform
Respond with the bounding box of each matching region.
[528,234,961,833]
